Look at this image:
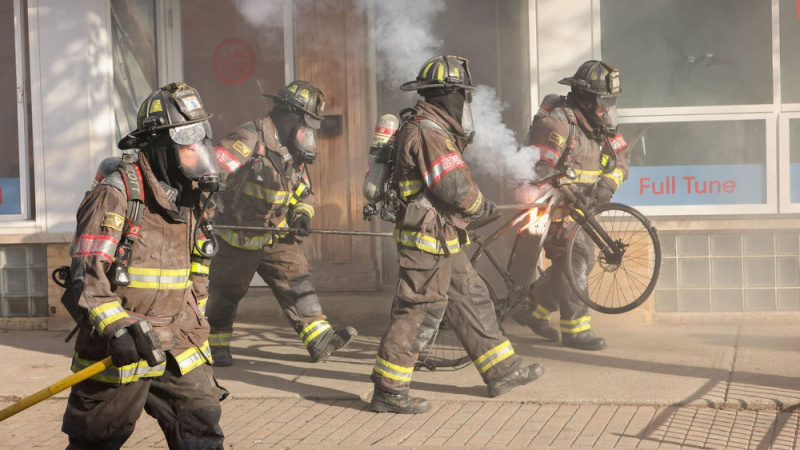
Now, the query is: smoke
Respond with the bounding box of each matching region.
[466,85,538,184]
[234,0,284,52]
[373,0,447,89]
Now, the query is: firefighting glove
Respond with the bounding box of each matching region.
[591,183,614,206]
[109,328,139,367]
[471,200,498,221]
[292,214,312,237]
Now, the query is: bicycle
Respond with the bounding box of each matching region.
[415,164,662,371]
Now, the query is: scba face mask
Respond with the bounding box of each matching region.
[461,100,476,144]
[595,96,620,136]
[291,122,319,164]
[171,120,220,191]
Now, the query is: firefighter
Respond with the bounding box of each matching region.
[206,80,357,367]
[370,55,544,414]
[61,83,227,449]
[512,60,630,351]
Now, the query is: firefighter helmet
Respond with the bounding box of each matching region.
[401,55,475,92]
[558,60,622,98]
[119,82,213,150]
[264,80,326,129]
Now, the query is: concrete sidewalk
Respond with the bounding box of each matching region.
[1,293,800,448]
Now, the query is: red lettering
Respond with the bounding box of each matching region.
[0,187,3,204]
[723,180,735,193]
[683,176,696,193]
[639,177,651,195]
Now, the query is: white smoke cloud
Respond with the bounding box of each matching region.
[466,85,538,183]
[373,0,447,89]
[235,0,283,27]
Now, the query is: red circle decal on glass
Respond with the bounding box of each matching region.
[212,39,255,85]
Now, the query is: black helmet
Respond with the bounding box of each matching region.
[264,80,326,129]
[401,55,475,93]
[119,82,213,150]
[558,60,621,98]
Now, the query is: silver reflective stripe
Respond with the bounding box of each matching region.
[373,356,413,383]
[209,332,232,346]
[89,301,128,335]
[299,320,332,346]
[561,316,592,334]
[474,340,515,374]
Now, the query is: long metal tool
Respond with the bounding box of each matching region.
[214,225,393,237]
[495,203,543,210]
[0,356,113,422]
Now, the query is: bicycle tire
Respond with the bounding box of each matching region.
[414,273,500,371]
[565,202,661,314]
[414,315,471,371]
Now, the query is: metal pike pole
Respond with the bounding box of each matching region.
[0,356,113,422]
[494,203,543,210]
[213,225,393,237]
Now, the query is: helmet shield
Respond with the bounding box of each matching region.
[169,120,212,146]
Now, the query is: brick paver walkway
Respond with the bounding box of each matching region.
[2,398,799,449]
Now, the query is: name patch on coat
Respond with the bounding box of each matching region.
[101,212,125,231]
[548,132,566,148]
[232,140,253,157]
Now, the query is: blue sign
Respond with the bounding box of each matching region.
[613,164,765,206]
[791,163,800,203]
[0,178,21,215]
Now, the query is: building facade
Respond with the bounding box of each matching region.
[2,0,800,329]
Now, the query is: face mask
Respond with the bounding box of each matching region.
[595,96,619,135]
[172,121,221,192]
[461,101,476,144]
[291,124,318,164]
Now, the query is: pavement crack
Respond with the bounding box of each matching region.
[722,325,742,404]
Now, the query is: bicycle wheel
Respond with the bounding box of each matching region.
[565,202,661,314]
[414,273,499,372]
[415,315,471,371]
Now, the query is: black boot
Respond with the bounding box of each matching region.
[308,326,358,362]
[512,308,559,341]
[562,329,607,351]
[210,346,233,367]
[487,363,545,398]
[370,388,431,414]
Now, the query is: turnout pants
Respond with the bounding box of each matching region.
[206,237,331,353]
[533,225,597,335]
[62,357,226,450]
[372,245,522,395]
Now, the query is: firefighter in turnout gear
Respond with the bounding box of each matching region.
[61,83,228,449]
[512,60,630,351]
[370,55,544,414]
[206,80,357,366]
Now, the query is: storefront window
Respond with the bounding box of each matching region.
[789,119,800,202]
[0,0,29,218]
[780,0,800,105]
[600,0,772,108]
[615,119,767,207]
[111,0,159,142]
[181,0,285,139]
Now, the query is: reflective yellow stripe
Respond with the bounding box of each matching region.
[196,296,207,315]
[373,356,413,383]
[217,228,273,250]
[398,179,423,197]
[393,229,461,255]
[289,182,308,206]
[191,262,209,276]
[209,332,232,347]
[465,192,483,216]
[71,352,166,384]
[175,341,211,375]
[294,202,315,218]
[474,340,515,374]
[299,320,332,347]
[243,182,290,203]
[532,304,552,320]
[89,301,129,335]
[127,267,192,290]
[600,168,625,189]
[561,316,592,334]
